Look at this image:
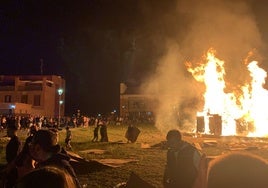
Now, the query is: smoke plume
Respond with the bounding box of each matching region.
[140,0,264,133]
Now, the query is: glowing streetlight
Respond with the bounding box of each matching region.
[58,88,63,127]
[58,88,63,96]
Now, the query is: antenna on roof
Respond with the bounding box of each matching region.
[40,58,44,75]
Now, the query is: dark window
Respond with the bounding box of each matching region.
[129,100,145,110]
[21,95,28,104]
[33,95,41,106]
[4,95,11,102]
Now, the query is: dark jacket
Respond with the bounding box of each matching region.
[163,141,202,188]
[37,152,82,188]
[6,135,21,163]
[4,136,21,188]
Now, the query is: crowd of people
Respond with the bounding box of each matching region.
[2,118,82,188]
[2,114,268,188]
[0,114,127,188]
[0,114,97,131]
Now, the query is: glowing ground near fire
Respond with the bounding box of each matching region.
[187,48,268,137]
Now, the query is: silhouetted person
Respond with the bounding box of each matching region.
[4,122,21,188]
[99,120,108,142]
[92,124,100,142]
[29,129,81,188]
[3,125,37,188]
[206,152,268,188]
[15,125,38,179]
[65,126,72,150]
[6,124,21,164]
[163,129,202,188]
[14,166,76,188]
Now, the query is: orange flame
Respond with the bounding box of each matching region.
[187,48,268,137]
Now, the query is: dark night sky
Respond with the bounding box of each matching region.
[0,0,268,116]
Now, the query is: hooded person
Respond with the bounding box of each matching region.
[29,129,81,188]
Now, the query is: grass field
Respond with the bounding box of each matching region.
[1,124,268,188]
[65,124,168,188]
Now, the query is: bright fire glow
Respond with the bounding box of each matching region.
[186,48,268,137]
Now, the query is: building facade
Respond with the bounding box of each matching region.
[119,82,157,121]
[0,75,65,117]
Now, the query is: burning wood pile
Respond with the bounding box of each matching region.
[186,48,268,137]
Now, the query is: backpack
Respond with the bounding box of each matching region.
[164,141,203,188]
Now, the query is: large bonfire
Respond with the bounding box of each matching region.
[186,48,268,137]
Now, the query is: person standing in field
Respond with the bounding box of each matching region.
[100,118,108,142]
[5,123,21,165]
[3,125,38,188]
[4,120,22,188]
[65,126,72,150]
[92,124,100,142]
[163,129,202,188]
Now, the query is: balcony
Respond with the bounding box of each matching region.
[0,86,15,91]
[18,85,43,91]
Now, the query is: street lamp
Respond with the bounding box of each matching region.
[58,88,63,127]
